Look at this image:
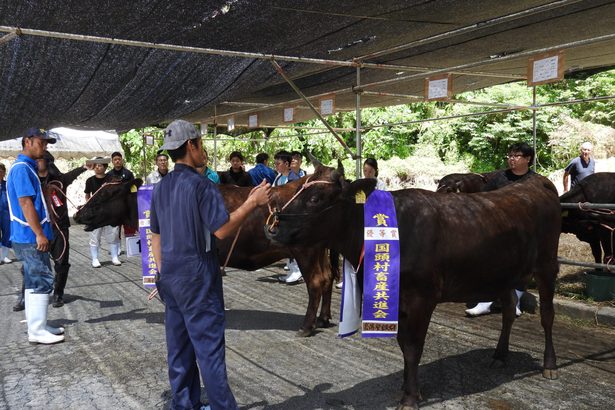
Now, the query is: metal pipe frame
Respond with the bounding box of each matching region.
[355,66,362,179]
[0,31,17,45]
[558,257,615,273]
[0,25,518,79]
[271,59,357,159]
[561,203,615,210]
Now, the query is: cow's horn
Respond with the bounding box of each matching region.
[307,151,322,167]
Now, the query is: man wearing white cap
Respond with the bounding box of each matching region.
[563,142,595,193]
[150,120,271,410]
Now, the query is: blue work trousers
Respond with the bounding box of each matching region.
[13,242,54,293]
[158,268,237,410]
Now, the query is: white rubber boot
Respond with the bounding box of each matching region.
[24,290,64,335]
[285,260,303,284]
[515,289,524,317]
[26,292,64,344]
[90,246,101,268]
[465,302,493,317]
[110,243,122,266]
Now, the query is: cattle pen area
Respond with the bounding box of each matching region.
[0,226,614,409]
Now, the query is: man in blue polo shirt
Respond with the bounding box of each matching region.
[150,120,271,410]
[7,127,64,344]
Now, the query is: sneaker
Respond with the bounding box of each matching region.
[2,257,11,264]
[285,270,303,284]
[516,306,522,317]
[112,257,122,266]
[92,259,101,268]
[465,302,492,317]
[278,273,289,283]
[335,281,343,289]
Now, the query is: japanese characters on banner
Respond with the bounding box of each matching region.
[137,185,157,288]
[362,190,400,337]
[527,50,564,86]
[424,73,452,101]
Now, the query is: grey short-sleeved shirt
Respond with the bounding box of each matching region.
[564,156,594,187]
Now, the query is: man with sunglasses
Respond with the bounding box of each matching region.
[465,142,535,317]
[6,128,64,344]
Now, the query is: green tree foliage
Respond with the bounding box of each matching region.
[119,69,615,175]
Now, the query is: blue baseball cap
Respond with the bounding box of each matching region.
[23,127,57,144]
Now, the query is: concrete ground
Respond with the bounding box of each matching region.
[1,226,615,409]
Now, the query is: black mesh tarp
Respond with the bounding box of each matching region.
[1,0,615,140]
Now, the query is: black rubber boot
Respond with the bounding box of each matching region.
[13,269,25,312]
[52,264,70,308]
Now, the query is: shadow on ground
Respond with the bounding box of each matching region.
[241,349,540,409]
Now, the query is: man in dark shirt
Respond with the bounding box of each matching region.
[219,151,252,186]
[38,151,92,307]
[84,158,122,267]
[466,142,534,317]
[150,120,270,410]
[106,151,134,182]
[563,141,595,192]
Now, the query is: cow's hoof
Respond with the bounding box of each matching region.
[316,317,333,328]
[489,359,506,369]
[296,328,314,338]
[543,368,559,380]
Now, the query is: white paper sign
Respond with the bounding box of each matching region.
[284,107,294,122]
[145,135,154,145]
[227,117,235,131]
[427,78,449,100]
[532,55,559,83]
[320,98,334,115]
[248,114,258,128]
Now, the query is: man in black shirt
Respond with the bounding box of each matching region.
[106,151,134,182]
[219,151,252,187]
[466,142,534,317]
[85,158,122,267]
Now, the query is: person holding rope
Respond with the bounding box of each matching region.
[150,120,271,410]
[37,151,92,307]
[7,128,64,344]
[84,158,122,267]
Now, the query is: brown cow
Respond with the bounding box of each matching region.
[266,165,561,410]
[74,177,336,336]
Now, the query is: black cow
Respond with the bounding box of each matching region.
[559,172,615,265]
[266,165,561,410]
[74,177,336,337]
[436,171,499,193]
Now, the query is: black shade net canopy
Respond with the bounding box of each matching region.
[1,0,615,141]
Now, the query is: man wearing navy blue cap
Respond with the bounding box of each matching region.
[7,128,64,344]
[150,119,271,410]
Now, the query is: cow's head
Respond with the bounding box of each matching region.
[266,163,365,247]
[74,179,143,231]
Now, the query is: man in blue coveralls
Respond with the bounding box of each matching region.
[7,127,64,344]
[150,119,271,410]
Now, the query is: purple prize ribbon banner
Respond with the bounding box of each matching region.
[362,190,400,337]
[137,186,158,288]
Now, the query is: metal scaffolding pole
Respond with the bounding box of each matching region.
[271,59,357,159]
[213,106,218,171]
[355,66,362,179]
[532,86,537,170]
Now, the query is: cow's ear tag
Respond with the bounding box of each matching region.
[130,184,138,193]
[355,190,366,204]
